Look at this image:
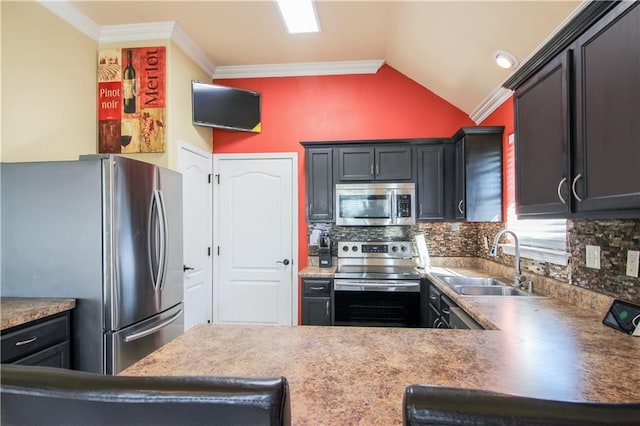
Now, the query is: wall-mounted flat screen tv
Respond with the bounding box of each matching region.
[191,81,262,133]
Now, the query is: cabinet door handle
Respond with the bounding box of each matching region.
[419,203,423,215]
[309,286,325,291]
[429,295,437,301]
[376,163,380,176]
[442,307,450,315]
[571,173,583,202]
[557,177,567,204]
[370,164,374,176]
[15,336,38,346]
[326,300,330,318]
[457,200,464,214]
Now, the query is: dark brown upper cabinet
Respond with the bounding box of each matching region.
[507,1,639,219]
[572,3,640,214]
[415,142,446,221]
[304,147,334,222]
[451,127,504,222]
[337,145,412,181]
[514,52,572,217]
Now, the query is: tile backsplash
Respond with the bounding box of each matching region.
[308,218,640,304]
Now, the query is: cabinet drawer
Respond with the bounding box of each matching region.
[14,340,70,368]
[1,313,70,363]
[303,279,332,296]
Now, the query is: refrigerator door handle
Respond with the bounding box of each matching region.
[156,189,169,291]
[123,308,182,343]
[148,190,167,292]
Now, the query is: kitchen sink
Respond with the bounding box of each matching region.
[437,276,509,287]
[452,285,531,296]
[433,274,540,297]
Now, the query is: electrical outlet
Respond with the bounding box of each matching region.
[483,236,489,250]
[585,245,601,269]
[626,250,640,278]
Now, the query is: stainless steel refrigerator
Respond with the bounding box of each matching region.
[1,155,184,374]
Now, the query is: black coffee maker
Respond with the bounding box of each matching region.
[318,232,332,268]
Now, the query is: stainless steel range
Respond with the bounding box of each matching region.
[334,241,421,327]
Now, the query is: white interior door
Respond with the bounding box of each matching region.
[213,153,297,325]
[178,141,213,331]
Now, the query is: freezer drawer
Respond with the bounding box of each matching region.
[104,303,183,375]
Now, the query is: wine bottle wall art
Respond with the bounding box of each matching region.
[98,46,166,153]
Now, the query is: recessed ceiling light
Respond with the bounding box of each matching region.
[493,50,519,69]
[276,0,320,34]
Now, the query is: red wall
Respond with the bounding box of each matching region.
[212,64,474,271]
[478,96,515,219]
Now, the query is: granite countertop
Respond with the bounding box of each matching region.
[1,297,76,330]
[122,297,640,425]
[298,265,337,277]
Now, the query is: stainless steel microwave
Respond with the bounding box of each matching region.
[335,183,416,226]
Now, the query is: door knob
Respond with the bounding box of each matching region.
[276,259,290,266]
[183,265,195,272]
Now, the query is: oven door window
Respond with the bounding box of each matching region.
[338,194,391,219]
[334,291,420,327]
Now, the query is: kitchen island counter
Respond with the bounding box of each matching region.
[1,297,76,331]
[122,316,640,425]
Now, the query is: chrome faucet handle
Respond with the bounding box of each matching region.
[515,274,527,288]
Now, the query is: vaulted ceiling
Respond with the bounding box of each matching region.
[69,0,582,120]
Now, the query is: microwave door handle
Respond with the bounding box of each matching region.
[391,190,397,224]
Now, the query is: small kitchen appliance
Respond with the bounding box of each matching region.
[335,182,416,226]
[318,232,332,268]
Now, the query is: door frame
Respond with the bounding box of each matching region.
[212,152,299,326]
[177,140,213,327]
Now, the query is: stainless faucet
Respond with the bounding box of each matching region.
[489,229,524,288]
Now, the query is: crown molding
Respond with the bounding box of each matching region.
[213,59,385,79]
[99,21,217,76]
[469,86,513,124]
[171,22,217,77]
[99,21,176,43]
[38,0,101,41]
[470,0,591,124]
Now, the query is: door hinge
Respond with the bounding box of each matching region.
[207,247,212,257]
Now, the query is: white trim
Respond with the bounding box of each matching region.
[212,152,299,326]
[38,0,101,41]
[171,22,217,77]
[99,21,175,43]
[213,60,385,79]
[469,86,513,124]
[500,243,571,267]
[468,0,590,123]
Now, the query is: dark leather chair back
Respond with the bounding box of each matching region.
[1,364,291,426]
[404,384,640,426]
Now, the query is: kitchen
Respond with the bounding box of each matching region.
[2,0,640,424]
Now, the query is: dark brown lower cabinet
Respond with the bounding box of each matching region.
[1,311,71,368]
[301,278,332,326]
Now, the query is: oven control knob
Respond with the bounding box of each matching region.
[391,245,398,252]
[401,245,408,252]
[352,246,358,252]
[342,245,349,252]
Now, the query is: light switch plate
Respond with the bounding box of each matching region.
[626,250,640,277]
[586,245,601,269]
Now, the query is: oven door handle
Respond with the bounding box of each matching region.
[334,279,420,292]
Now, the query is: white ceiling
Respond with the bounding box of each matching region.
[68,0,582,118]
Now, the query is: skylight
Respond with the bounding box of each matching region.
[276,0,320,34]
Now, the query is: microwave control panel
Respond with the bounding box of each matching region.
[396,194,412,218]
